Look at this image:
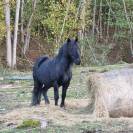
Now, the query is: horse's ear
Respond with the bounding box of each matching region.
[67,38,71,43]
[75,37,78,42]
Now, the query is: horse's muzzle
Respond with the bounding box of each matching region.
[74,58,81,65]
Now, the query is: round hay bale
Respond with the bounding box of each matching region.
[87,68,133,118]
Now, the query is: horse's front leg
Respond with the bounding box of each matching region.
[54,81,59,106]
[60,82,70,107]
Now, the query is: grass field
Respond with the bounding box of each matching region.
[1,65,133,133]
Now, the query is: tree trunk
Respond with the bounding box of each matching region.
[106,5,111,41]
[12,0,21,68]
[58,0,71,45]
[99,0,103,39]
[77,0,86,40]
[92,0,96,36]
[23,0,37,54]
[3,0,12,67]
[122,0,133,56]
[20,0,24,45]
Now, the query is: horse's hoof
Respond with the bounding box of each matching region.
[60,103,65,108]
[31,103,35,106]
[45,101,50,104]
[55,101,58,106]
[31,102,40,106]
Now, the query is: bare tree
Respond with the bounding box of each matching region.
[106,3,111,40]
[122,0,133,56]
[58,0,71,45]
[99,0,103,39]
[12,0,21,68]
[23,0,37,54]
[3,0,12,67]
[20,0,24,44]
[80,0,86,40]
[92,0,96,36]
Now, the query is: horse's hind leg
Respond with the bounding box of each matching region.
[31,80,42,106]
[42,87,50,104]
[60,82,70,107]
[54,81,59,106]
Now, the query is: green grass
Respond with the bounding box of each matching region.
[0,119,131,133]
[17,119,40,129]
[0,64,133,133]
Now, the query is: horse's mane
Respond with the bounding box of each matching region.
[57,42,67,58]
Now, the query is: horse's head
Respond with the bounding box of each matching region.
[66,37,81,65]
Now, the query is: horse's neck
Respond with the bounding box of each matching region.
[56,44,72,71]
[63,57,72,70]
[56,55,72,72]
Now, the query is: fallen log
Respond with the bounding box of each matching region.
[87,68,133,118]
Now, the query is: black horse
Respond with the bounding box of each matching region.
[31,38,80,107]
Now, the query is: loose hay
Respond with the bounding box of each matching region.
[0,99,90,129]
[87,68,133,118]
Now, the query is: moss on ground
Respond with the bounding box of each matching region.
[17,119,40,129]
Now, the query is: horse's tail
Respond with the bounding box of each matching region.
[33,56,49,78]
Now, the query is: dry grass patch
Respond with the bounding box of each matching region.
[0,99,91,129]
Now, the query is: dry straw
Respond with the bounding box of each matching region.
[87,68,133,118]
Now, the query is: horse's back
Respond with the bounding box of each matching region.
[36,58,57,84]
[33,56,49,79]
[35,56,49,67]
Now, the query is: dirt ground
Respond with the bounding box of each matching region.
[1,67,133,133]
